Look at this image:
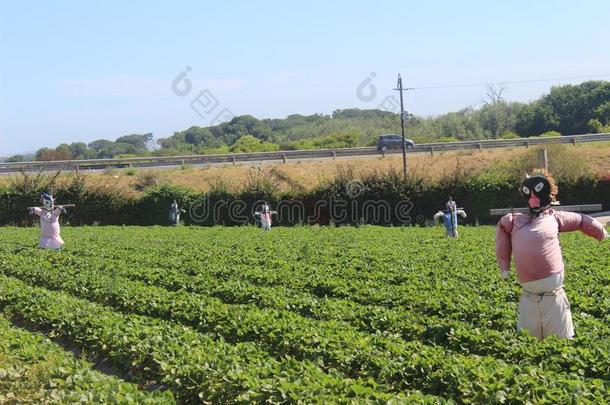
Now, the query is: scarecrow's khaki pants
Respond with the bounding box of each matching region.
[518,272,574,340]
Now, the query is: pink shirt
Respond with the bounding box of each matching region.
[495,210,607,283]
[260,212,272,227]
[33,207,65,249]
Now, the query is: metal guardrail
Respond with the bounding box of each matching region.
[1,133,609,173]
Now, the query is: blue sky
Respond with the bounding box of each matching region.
[1,0,610,154]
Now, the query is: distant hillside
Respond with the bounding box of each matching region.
[9,80,610,162]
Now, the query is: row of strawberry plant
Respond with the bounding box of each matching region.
[0,315,175,404]
[3,255,610,400]
[0,275,438,404]
[11,244,520,332]
[61,250,605,341]
[4,245,609,377]
[65,226,610,327]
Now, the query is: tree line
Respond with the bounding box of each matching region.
[6,80,610,162]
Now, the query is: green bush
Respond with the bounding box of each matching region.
[538,130,562,138]
[500,131,520,139]
[1,166,608,227]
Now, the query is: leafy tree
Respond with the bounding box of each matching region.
[6,155,25,162]
[594,101,610,125]
[88,139,113,153]
[515,81,610,136]
[21,81,610,159]
[514,102,558,137]
[230,135,279,153]
[36,147,71,161]
[115,133,153,152]
[69,142,88,159]
[474,101,524,138]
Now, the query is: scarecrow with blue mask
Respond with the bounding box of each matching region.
[169,200,186,226]
[434,197,467,238]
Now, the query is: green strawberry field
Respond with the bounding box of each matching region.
[0,225,608,403]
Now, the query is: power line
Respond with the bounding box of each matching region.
[407,73,610,91]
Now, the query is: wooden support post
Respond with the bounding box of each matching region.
[232,156,236,166]
[332,151,336,160]
[477,143,482,151]
[429,147,433,156]
[537,148,548,171]
[282,154,287,164]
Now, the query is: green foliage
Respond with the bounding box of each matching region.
[499,131,519,139]
[587,118,610,134]
[28,81,610,159]
[515,81,610,136]
[0,316,174,403]
[35,133,154,161]
[287,130,361,149]
[1,162,608,226]
[0,226,608,402]
[5,155,26,163]
[229,135,280,153]
[538,130,562,138]
[433,136,459,143]
[199,144,231,155]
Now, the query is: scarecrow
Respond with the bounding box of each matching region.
[169,200,186,226]
[433,198,467,237]
[254,203,277,231]
[495,170,608,339]
[28,193,73,250]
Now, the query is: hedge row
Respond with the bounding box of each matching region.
[1,172,608,227]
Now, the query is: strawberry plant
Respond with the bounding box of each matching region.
[0,225,608,403]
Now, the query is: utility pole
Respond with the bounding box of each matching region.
[393,74,411,178]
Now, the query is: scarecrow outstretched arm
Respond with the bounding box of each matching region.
[27,204,74,210]
[495,214,513,274]
[433,211,443,221]
[554,211,607,241]
[457,209,467,218]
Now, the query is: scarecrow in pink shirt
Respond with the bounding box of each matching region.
[495,171,608,339]
[28,193,68,250]
[254,203,277,231]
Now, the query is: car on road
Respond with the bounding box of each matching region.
[376,134,415,152]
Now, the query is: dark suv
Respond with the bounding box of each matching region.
[376,134,415,152]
